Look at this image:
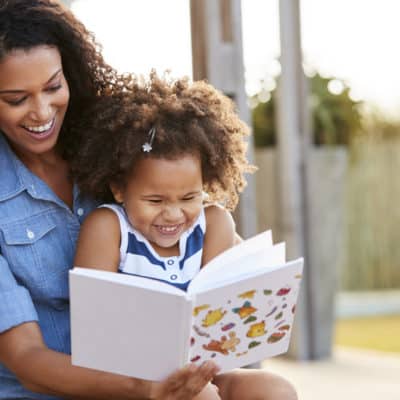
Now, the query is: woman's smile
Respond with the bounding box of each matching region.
[21,117,56,140]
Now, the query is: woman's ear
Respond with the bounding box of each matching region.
[110,183,124,204]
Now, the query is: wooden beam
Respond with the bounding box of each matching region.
[190,0,258,239]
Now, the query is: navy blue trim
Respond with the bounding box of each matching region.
[126,232,166,270]
[119,270,190,291]
[179,224,204,270]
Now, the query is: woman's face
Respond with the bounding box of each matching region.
[0,45,70,160]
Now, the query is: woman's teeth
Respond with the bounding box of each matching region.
[24,119,53,133]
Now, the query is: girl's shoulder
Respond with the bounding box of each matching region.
[83,205,121,228]
[204,203,235,229]
[202,204,236,265]
[78,206,122,246]
[74,205,122,271]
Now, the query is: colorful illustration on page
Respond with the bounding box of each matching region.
[189,270,302,365]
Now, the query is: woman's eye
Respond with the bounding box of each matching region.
[183,197,195,201]
[46,84,62,92]
[6,97,27,106]
[148,199,162,204]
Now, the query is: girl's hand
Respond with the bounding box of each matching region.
[150,361,220,400]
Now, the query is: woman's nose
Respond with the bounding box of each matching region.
[30,98,52,122]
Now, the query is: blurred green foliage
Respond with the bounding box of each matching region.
[252,73,363,147]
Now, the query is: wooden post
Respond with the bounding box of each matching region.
[277,0,313,359]
[190,0,258,240]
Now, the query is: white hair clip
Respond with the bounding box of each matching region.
[142,126,156,152]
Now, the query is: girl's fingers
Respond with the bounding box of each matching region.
[198,360,221,381]
[155,361,220,399]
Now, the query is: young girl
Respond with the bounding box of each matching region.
[72,73,297,400]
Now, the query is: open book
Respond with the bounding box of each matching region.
[70,230,303,381]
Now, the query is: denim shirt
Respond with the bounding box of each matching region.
[0,134,98,399]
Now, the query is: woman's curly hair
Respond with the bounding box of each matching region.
[71,72,256,211]
[0,0,134,159]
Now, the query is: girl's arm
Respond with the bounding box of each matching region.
[202,205,237,266]
[73,207,121,271]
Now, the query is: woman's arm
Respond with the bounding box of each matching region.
[0,322,219,400]
[202,205,237,266]
[0,322,151,399]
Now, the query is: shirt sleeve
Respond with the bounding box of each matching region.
[0,253,38,333]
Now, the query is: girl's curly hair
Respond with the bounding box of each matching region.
[0,0,135,159]
[71,72,256,210]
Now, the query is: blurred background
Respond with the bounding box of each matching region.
[63,0,400,397]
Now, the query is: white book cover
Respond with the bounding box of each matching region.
[70,230,303,381]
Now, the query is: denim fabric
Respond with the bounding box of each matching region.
[0,134,98,399]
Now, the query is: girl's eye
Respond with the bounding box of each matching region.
[148,199,162,204]
[183,193,202,201]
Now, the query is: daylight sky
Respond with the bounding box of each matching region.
[72,0,400,117]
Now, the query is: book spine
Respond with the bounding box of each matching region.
[181,295,194,365]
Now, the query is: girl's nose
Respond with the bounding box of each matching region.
[162,205,183,221]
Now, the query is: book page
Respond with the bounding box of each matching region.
[70,268,192,381]
[187,258,303,372]
[187,242,285,294]
[200,230,273,272]
[72,267,185,295]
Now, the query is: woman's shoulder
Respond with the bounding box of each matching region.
[0,134,21,202]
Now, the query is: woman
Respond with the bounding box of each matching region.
[0,1,297,399]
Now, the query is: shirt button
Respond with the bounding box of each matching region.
[170,274,178,280]
[26,229,35,240]
[77,208,84,216]
[167,259,174,265]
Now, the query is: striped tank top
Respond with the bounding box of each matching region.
[100,204,206,290]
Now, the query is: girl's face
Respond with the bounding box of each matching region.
[112,154,204,256]
[0,45,70,161]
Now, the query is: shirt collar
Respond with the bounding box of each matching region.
[0,132,92,212]
[0,133,27,201]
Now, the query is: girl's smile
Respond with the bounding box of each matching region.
[154,223,184,236]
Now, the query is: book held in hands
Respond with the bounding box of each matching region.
[70,230,304,381]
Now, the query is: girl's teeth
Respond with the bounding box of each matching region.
[25,120,53,133]
[159,225,179,233]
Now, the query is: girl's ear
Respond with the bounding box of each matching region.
[110,183,124,204]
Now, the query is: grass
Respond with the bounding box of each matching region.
[334,314,400,353]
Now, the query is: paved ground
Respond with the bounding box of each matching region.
[262,346,400,399]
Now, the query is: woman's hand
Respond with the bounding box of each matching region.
[150,361,220,400]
